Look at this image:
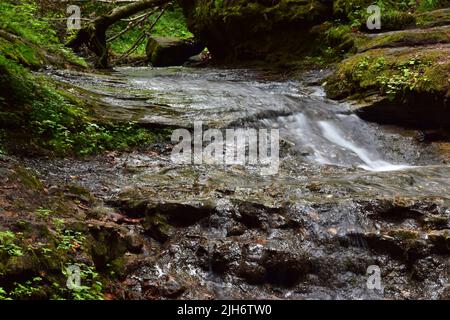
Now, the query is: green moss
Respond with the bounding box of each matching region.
[13,166,44,191]
[389,229,419,241]
[0,38,42,68]
[416,7,450,26]
[332,0,443,31]
[325,46,450,101]
[381,11,416,30]
[359,27,450,51]
[144,214,171,242]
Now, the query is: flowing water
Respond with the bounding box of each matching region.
[30,67,449,299]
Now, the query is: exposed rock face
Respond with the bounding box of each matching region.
[178,0,333,62]
[146,36,205,66]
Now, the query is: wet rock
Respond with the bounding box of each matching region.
[143,275,186,299]
[88,223,129,270]
[143,214,173,243]
[237,261,267,285]
[234,202,281,230]
[261,249,312,287]
[112,189,215,227]
[423,216,449,230]
[125,231,144,254]
[47,185,60,195]
[442,284,450,300]
[366,199,424,222]
[110,196,148,218]
[351,230,430,262]
[226,224,246,237]
[428,230,450,254]
[146,37,205,67]
[148,202,214,227]
[209,241,241,274]
[411,256,442,282]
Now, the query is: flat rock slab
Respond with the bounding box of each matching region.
[47,67,334,128]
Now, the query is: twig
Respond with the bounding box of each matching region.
[107,8,158,42]
[112,4,168,62]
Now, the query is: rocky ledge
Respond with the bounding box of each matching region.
[324,8,450,136]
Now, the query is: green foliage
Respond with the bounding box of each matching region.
[0,287,11,300]
[0,0,57,46]
[35,208,54,220]
[151,6,193,39]
[351,55,431,100]
[334,0,443,31]
[0,221,104,300]
[325,45,450,103]
[9,277,43,299]
[56,230,86,253]
[377,58,430,100]
[0,0,86,67]
[62,263,104,300]
[0,51,169,155]
[0,53,34,107]
[418,0,442,11]
[109,5,193,56]
[0,262,104,300]
[0,231,24,257]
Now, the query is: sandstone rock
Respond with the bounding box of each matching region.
[325,43,450,131]
[146,36,205,67]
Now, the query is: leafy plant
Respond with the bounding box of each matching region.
[376,58,430,99]
[0,231,24,257]
[10,277,43,299]
[35,208,53,219]
[56,230,86,253]
[62,263,104,300]
[0,287,11,300]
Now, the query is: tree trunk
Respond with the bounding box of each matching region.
[67,0,170,68]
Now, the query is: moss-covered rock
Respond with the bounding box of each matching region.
[178,0,334,63]
[325,44,450,130]
[358,26,450,52]
[416,7,450,28]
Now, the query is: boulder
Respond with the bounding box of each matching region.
[178,0,333,63]
[146,36,205,67]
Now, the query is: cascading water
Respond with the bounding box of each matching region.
[33,67,449,299]
[265,112,410,172]
[50,67,414,172]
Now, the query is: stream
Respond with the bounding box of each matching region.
[27,67,449,299]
